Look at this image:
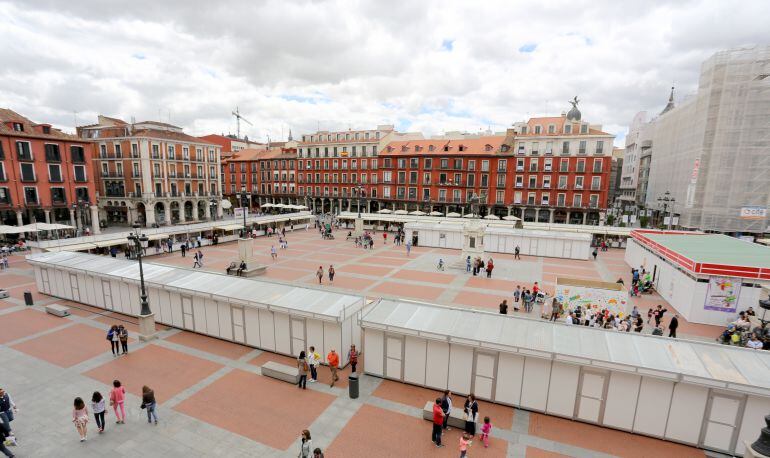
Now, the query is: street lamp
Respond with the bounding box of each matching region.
[239,186,250,233]
[127,223,156,340]
[657,191,676,230]
[355,184,365,218]
[468,193,480,218]
[209,199,217,221]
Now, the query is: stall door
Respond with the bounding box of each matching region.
[181,296,195,330]
[290,318,306,356]
[385,335,404,380]
[41,268,50,292]
[473,351,497,400]
[438,233,447,248]
[576,369,608,423]
[69,273,80,302]
[102,280,114,310]
[231,306,246,344]
[563,241,572,259]
[700,392,745,453]
[530,238,538,255]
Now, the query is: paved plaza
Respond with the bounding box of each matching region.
[0,227,720,457]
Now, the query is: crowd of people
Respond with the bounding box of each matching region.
[719,308,769,350]
[430,390,492,455]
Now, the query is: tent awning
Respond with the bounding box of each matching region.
[95,239,130,248]
[215,224,245,231]
[45,242,98,252]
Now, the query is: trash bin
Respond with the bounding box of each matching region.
[348,375,359,399]
[24,291,34,306]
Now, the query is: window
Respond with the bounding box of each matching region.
[12,122,23,132]
[20,163,35,182]
[527,192,536,205]
[0,142,4,160]
[560,159,569,172]
[556,193,566,206]
[593,159,603,173]
[480,174,488,187]
[467,174,475,187]
[548,124,555,134]
[467,160,475,171]
[440,159,449,169]
[16,141,32,160]
[578,140,587,155]
[558,176,568,189]
[453,159,462,169]
[543,176,551,188]
[397,158,406,168]
[531,142,539,155]
[521,126,527,134]
[481,160,489,172]
[573,194,582,207]
[383,171,392,183]
[528,176,536,188]
[514,191,522,204]
[516,158,524,171]
[545,141,553,155]
[24,187,38,204]
[541,193,550,205]
[74,165,87,182]
[575,176,584,189]
[564,124,572,134]
[589,194,599,208]
[0,163,5,181]
[0,187,11,204]
[168,145,175,159]
[115,144,122,157]
[576,159,585,173]
[591,176,601,190]
[497,159,507,172]
[45,144,61,162]
[595,141,604,155]
[51,187,66,204]
[70,146,85,163]
[561,141,570,155]
[48,164,62,182]
[529,159,538,172]
[544,159,552,172]
[581,124,589,134]
[383,187,391,198]
[410,158,418,168]
[534,125,541,134]
[515,176,523,188]
[496,190,504,203]
[496,174,506,187]
[424,158,432,169]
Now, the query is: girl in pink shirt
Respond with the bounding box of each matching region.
[72,397,89,442]
[481,416,492,448]
[459,432,472,458]
[109,379,126,424]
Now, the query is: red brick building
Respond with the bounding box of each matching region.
[198,134,264,161]
[221,146,298,209]
[0,109,98,231]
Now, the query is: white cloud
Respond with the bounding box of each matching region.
[1,0,769,146]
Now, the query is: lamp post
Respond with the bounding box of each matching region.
[209,199,217,221]
[239,186,250,236]
[355,184,365,218]
[657,191,676,230]
[127,223,156,340]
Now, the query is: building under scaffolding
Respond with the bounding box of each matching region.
[645,46,770,234]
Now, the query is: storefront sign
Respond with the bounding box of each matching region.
[740,206,767,220]
[704,276,741,312]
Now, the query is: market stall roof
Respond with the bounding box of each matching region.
[27,251,365,322]
[523,222,633,236]
[95,239,130,248]
[361,299,770,396]
[631,230,770,280]
[215,223,245,231]
[44,242,98,252]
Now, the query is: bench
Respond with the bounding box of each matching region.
[261,361,300,384]
[45,304,71,317]
[422,401,467,429]
[226,262,267,277]
[0,289,8,299]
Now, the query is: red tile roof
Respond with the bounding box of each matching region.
[224,148,297,162]
[379,136,508,156]
[0,108,82,141]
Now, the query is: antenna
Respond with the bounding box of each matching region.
[231,106,253,139]
[73,111,78,130]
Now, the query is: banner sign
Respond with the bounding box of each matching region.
[704,276,741,312]
[740,206,767,220]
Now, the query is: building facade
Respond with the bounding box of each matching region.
[221,146,298,208]
[0,109,98,231]
[608,147,624,209]
[645,46,770,234]
[198,134,264,161]
[78,115,223,227]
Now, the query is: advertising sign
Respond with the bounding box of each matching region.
[704,276,741,312]
[740,206,767,220]
[234,207,249,219]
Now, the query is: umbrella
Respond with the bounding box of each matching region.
[484,214,500,220]
[394,210,408,215]
[429,211,443,216]
[462,213,478,218]
[260,203,273,208]
[446,212,461,218]
[296,205,308,210]
[377,209,392,214]
[502,215,520,221]
[409,210,426,216]
[273,203,286,208]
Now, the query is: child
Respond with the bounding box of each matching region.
[72,397,89,442]
[459,432,472,458]
[109,380,126,424]
[91,391,106,433]
[437,259,445,271]
[481,416,492,448]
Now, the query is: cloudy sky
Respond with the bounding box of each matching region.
[1,0,768,145]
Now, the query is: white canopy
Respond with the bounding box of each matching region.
[429,211,444,216]
[484,214,500,220]
[377,209,393,214]
[502,215,520,221]
[446,212,461,218]
[462,213,479,219]
[409,210,426,216]
[0,223,74,234]
[361,299,770,396]
[273,203,286,208]
[393,210,408,215]
[260,203,273,208]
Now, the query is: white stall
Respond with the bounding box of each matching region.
[624,230,769,326]
[360,299,770,456]
[404,221,592,260]
[27,251,365,365]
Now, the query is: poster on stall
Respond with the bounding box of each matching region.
[703,276,741,312]
[555,278,629,317]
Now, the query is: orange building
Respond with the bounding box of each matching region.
[0,109,98,231]
[221,146,298,209]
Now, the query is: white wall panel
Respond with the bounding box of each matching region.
[546,362,579,417]
[603,372,641,430]
[274,312,291,354]
[495,352,524,405]
[403,336,427,385]
[735,395,770,456]
[168,291,183,328]
[193,296,207,334]
[447,344,473,394]
[244,307,260,347]
[218,302,233,340]
[633,377,674,437]
[323,322,342,362]
[665,383,708,444]
[306,320,324,356]
[364,329,383,376]
[425,340,450,390]
[258,309,275,351]
[204,298,219,336]
[520,357,551,411]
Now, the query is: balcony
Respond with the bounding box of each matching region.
[590,185,601,191]
[496,183,506,189]
[101,171,124,178]
[104,191,126,198]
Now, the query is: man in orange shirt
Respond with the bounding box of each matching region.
[326,349,340,387]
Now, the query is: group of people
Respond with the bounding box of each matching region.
[467,256,494,277]
[71,380,158,443]
[498,283,541,315]
[0,254,10,271]
[107,325,130,356]
[627,266,654,296]
[297,429,325,458]
[0,387,18,458]
[719,308,769,349]
[315,265,335,284]
[431,390,493,456]
[295,345,359,389]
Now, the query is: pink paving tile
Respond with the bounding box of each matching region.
[465,276,518,292]
[0,299,15,309]
[174,369,336,450]
[371,281,443,301]
[303,275,377,291]
[451,291,510,310]
[541,265,599,278]
[278,259,327,271]
[248,351,353,388]
[0,273,35,288]
[84,344,223,403]
[391,269,456,285]
[0,309,68,344]
[164,331,253,360]
[326,404,508,457]
[343,264,395,277]
[527,447,569,457]
[359,255,412,266]
[263,267,310,281]
[5,285,48,303]
[12,323,132,367]
[304,253,355,264]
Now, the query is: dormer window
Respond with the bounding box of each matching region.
[443,145,449,152]
[458,145,465,152]
[501,145,510,152]
[428,145,435,152]
[521,126,528,134]
[484,144,492,152]
[415,145,422,152]
[42,125,51,134]
[580,124,588,134]
[12,123,23,132]
[387,146,394,152]
[401,145,408,152]
[564,124,572,134]
[534,125,542,134]
[548,124,555,134]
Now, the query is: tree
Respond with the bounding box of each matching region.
[639,216,649,228]
[606,214,615,225]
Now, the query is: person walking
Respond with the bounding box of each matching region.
[481,416,493,448]
[383,233,387,244]
[118,325,129,354]
[668,314,679,338]
[463,394,478,436]
[431,398,445,447]
[142,386,158,425]
[299,430,312,458]
[441,390,453,431]
[297,351,308,389]
[192,251,201,269]
[91,391,106,433]
[180,243,186,257]
[653,305,668,328]
[592,248,598,260]
[486,258,494,278]
[459,432,472,457]
[499,300,508,315]
[466,256,471,273]
[270,245,278,261]
[109,380,126,424]
[513,286,521,311]
[316,266,324,284]
[348,345,360,373]
[308,346,320,382]
[406,239,412,256]
[514,245,521,260]
[196,250,204,267]
[0,413,13,458]
[328,265,335,284]
[326,349,340,387]
[109,325,120,356]
[166,238,173,253]
[72,397,89,442]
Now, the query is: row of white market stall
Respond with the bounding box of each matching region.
[26,251,769,456]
